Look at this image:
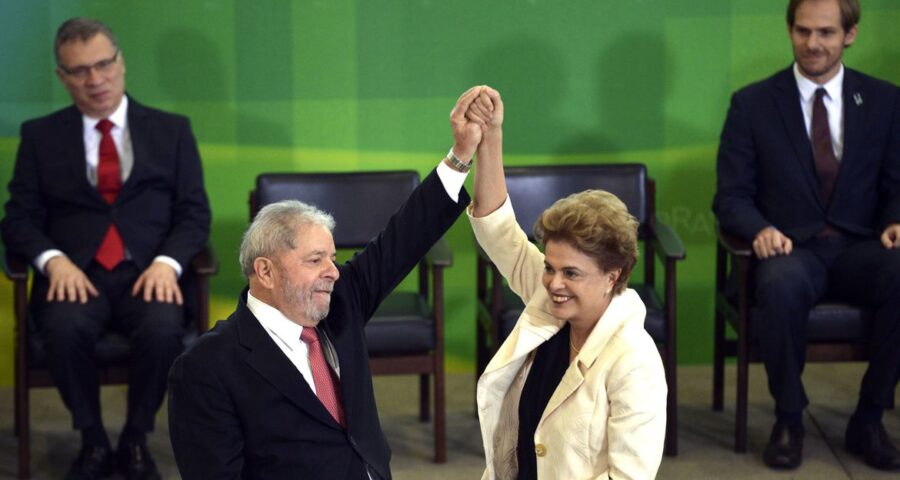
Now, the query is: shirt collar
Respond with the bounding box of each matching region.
[793,62,844,103]
[247,290,304,351]
[81,95,129,132]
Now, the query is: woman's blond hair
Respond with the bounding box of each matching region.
[534,189,639,295]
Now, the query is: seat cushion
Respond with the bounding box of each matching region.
[28,332,132,369]
[749,301,872,342]
[28,326,200,369]
[365,292,434,356]
[806,303,872,341]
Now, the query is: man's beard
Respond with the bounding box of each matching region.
[796,49,840,79]
[283,279,333,323]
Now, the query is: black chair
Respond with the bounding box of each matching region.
[474,163,685,455]
[712,227,876,453]
[249,170,451,463]
[3,246,218,479]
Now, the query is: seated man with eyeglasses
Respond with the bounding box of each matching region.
[1,17,210,480]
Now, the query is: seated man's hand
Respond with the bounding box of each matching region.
[132,261,183,305]
[753,226,793,259]
[881,223,900,249]
[45,255,99,303]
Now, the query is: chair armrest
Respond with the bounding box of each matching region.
[717,227,753,257]
[189,245,217,335]
[3,251,29,282]
[4,251,31,341]
[651,221,686,261]
[190,245,219,276]
[424,237,453,268]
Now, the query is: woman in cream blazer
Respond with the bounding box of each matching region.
[465,86,667,479]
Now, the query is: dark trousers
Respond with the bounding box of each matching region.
[32,261,185,432]
[753,235,900,415]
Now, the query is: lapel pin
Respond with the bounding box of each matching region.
[853,92,863,106]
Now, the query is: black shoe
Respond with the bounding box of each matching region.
[845,419,900,471]
[763,422,804,469]
[66,446,114,480]
[116,441,162,480]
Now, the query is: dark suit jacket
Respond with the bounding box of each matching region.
[168,170,469,480]
[1,96,211,271]
[713,66,900,242]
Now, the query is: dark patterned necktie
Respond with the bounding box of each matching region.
[812,88,839,205]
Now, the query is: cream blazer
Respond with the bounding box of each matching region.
[470,199,667,480]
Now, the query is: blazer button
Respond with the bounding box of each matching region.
[534,443,547,457]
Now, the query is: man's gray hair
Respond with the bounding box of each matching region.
[239,200,336,277]
[55,17,119,65]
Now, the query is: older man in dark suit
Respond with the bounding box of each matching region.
[1,18,210,480]
[167,87,491,479]
[713,0,900,472]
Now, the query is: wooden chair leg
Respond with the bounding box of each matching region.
[713,310,725,411]
[663,263,678,456]
[14,383,21,438]
[419,374,430,422]
[16,383,30,479]
[713,245,728,412]
[433,364,446,463]
[736,346,749,453]
[735,255,750,453]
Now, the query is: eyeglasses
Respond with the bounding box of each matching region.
[58,50,120,79]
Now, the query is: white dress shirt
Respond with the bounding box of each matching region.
[247,291,323,392]
[794,62,845,161]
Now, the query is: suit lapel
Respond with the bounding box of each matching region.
[539,362,584,429]
[483,303,562,376]
[774,68,822,203]
[536,290,644,429]
[235,296,342,430]
[59,106,106,204]
[839,70,863,183]
[123,96,147,195]
[477,304,562,422]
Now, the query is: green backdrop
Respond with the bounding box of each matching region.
[2,0,899,386]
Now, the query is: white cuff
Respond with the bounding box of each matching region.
[153,255,183,277]
[436,159,469,203]
[35,249,65,275]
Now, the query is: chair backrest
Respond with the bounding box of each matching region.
[253,171,421,249]
[504,164,650,241]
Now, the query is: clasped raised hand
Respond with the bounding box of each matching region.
[450,86,487,162]
[450,85,505,159]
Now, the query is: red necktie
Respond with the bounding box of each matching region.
[94,119,125,270]
[301,328,346,427]
[812,88,839,205]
